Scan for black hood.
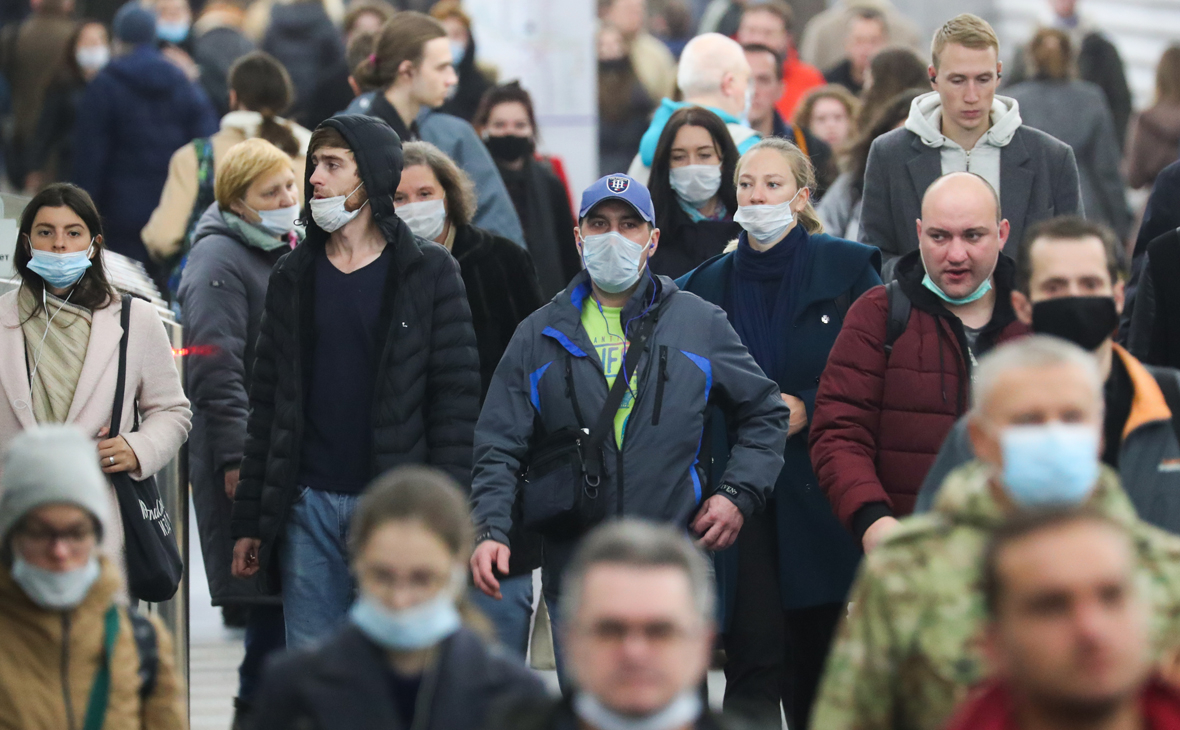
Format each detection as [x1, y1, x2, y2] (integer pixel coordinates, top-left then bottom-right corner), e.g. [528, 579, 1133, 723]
[303, 114, 405, 247]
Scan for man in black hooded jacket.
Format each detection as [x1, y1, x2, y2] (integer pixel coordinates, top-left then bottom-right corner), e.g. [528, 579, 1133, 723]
[230, 114, 481, 649]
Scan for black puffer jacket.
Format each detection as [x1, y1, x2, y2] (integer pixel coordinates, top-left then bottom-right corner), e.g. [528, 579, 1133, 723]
[231, 115, 481, 591]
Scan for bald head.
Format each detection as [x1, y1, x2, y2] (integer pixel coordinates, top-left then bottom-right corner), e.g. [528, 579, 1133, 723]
[917, 172, 1009, 301]
[922, 172, 1001, 224]
[678, 33, 751, 117]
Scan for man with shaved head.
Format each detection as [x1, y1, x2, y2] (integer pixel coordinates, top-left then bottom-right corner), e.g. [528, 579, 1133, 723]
[627, 32, 755, 183]
[811, 336, 1180, 730]
[811, 171, 1030, 555]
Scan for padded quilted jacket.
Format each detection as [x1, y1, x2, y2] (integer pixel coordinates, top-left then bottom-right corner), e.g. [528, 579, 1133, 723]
[809, 251, 1029, 532]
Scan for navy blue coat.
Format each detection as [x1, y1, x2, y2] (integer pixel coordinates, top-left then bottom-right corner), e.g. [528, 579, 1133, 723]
[72, 45, 218, 263]
[679, 231, 881, 619]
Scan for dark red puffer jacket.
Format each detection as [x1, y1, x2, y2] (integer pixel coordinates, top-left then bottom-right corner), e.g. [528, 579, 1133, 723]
[809, 252, 1031, 535]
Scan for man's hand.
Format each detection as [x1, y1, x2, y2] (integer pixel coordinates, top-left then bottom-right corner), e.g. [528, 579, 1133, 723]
[691, 495, 744, 551]
[782, 393, 808, 439]
[471, 540, 511, 599]
[862, 516, 901, 553]
[224, 469, 240, 501]
[232, 538, 262, 578]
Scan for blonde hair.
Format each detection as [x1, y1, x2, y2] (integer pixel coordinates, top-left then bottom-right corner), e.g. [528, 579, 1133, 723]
[735, 138, 825, 235]
[215, 138, 294, 210]
[931, 13, 1000, 71]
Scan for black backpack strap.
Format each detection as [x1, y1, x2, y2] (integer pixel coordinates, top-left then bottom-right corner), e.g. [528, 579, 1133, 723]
[125, 608, 159, 699]
[884, 280, 911, 355]
[108, 293, 133, 439]
[1145, 364, 1180, 446]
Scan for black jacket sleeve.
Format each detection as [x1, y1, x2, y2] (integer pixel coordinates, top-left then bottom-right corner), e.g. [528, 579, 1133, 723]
[1128, 252, 1160, 365]
[424, 252, 482, 489]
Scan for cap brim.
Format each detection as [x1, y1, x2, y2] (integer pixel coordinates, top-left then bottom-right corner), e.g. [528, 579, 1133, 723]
[580, 195, 653, 223]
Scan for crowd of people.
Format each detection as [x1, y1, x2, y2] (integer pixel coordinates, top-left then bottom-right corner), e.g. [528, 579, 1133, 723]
[2, 1, 1180, 730]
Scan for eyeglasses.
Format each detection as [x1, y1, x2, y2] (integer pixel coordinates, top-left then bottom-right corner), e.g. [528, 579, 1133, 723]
[17, 524, 97, 552]
[578, 619, 699, 648]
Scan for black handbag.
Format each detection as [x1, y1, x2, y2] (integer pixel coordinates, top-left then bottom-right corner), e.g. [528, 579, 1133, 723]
[108, 294, 184, 602]
[519, 310, 657, 539]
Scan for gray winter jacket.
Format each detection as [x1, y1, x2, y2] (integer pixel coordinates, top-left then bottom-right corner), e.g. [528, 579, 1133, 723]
[915, 347, 1180, 535]
[471, 271, 790, 550]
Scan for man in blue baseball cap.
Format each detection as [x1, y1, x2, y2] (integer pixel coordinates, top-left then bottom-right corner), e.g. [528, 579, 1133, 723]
[469, 172, 790, 686]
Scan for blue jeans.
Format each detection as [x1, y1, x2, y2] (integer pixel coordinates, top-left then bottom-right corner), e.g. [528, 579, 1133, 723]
[279, 487, 359, 649]
[468, 574, 534, 657]
[238, 605, 285, 703]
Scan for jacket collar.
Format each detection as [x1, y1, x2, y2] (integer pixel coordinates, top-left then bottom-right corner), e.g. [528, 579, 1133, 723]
[544, 270, 671, 361]
[1114, 344, 1174, 438]
[896, 250, 1020, 329]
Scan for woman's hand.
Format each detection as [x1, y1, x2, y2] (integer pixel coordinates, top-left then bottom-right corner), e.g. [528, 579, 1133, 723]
[782, 393, 809, 439]
[96, 427, 140, 474]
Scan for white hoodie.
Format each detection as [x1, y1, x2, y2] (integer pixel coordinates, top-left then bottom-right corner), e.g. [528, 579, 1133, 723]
[903, 91, 1023, 196]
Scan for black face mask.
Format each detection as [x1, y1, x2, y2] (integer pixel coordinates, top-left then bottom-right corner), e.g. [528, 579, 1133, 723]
[484, 134, 535, 163]
[1031, 296, 1119, 351]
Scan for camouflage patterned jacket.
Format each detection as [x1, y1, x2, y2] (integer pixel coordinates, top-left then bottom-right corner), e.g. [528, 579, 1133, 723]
[809, 460, 1180, 730]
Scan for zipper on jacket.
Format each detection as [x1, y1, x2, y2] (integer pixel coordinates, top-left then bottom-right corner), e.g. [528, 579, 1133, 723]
[61, 613, 75, 730]
[651, 346, 668, 426]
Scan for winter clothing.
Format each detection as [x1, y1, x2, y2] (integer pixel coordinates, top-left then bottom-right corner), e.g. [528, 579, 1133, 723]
[451, 223, 544, 397]
[629, 98, 759, 185]
[142, 110, 311, 262]
[112, 2, 155, 45]
[1126, 102, 1180, 190]
[261, 1, 345, 129]
[0, 11, 75, 182]
[816, 172, 862, 240]
[916, 345, 1180, 538]
[437, 33, 490, 123]
[495, 156, 581, 300]
[811, 461, 1180, 730]
[678, 231, 880, 729]
[1135, 160, 1180, 260]
[649, 205, 742, 280]
[0, 425, 113, 542]
[0, 558, 186, 730]
[808, 251, 1030, 537]
[71, 44, 219, 264]
[798, 0, 923, 72]
[774, 49, 827, 122]
[178, 203, 288, 606]
[253, 625, 547, 730]
[823, 59, 862, 95]
[597, 57, 656, 176]
[942, 678, 1180, 730]
[1130, 230, 1180, 372]
[470, 269, 789, 589]
[487, 696, 754, 730]
[343, 95, 527, 246]
[1007, 79, 1130, 238]
[230, 114, 481, 592]
[192, 23, 255, 117]
[25, 76, 85, 184]
[860, 92, 1081, 275]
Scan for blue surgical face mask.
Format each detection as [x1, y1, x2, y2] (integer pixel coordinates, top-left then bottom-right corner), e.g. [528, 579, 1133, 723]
[581, 229, 651, 294]
[1000, 423, 1101, 507]
[12, 555, 101, 610]
[922, 273, 993, 306]
[156, 19, 190, 44]
[248, 203, 300, 237]
[349, 573, 463, 651]
[27, 241, 95, 289]
[573, 690, 703, 730]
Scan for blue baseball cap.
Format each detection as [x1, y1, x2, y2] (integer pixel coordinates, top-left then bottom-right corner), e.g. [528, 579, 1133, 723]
[579, 174, 655, 223]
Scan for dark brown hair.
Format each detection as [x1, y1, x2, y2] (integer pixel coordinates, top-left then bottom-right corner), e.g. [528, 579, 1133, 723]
[15, 184, 115, 318]
[857, 46, 927, 130]
[228, 51, 299, 156]
[1156, 45, 1180, 105]
[741, 0, 793, 35]
[351, 11, 446, 92]
[649, 106, 739, 234]
[401, 141, 476, 228]
[56, 21, 108, 86]
[1016, 215, 1126, 295]
[793, 84, 860, 150]
[1027, 27, 1072, 81]
[472, 81, 538, 138]
[847, 88, 922, 196]
[343, 0, 394, 37]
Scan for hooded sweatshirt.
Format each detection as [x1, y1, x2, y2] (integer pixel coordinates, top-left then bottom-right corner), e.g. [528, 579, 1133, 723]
[629, 97, 760, 184]
[903, 91, 1023, 196]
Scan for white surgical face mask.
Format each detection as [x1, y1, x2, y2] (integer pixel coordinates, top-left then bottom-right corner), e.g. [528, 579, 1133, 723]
[397, 198, 447, 241]
[581, 230, 650, 294]
[733, 189, 803, 245]
[248, 203, 300, 237]
[309, 183, 365, 233]
[669, 164, 722, 208]
[12, 555, 101, 610]
[76, 45, 109, 72]
[573, 690, 703, 730]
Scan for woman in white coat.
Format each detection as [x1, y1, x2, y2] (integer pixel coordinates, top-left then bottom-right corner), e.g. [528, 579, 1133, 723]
[0, 183, 191, 578]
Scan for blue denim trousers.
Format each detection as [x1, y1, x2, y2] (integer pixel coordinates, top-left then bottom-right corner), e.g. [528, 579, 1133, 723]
[279, 487, 359, 649]
[468, 573, 535, 657]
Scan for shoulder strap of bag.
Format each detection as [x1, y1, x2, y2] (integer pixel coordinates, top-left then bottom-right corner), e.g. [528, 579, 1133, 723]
[582, 301, 663, 482]
[792, 124, 809, 157]
[884, 280, 911, 355]
[80, 605, 121, 730]
[108, 293, 133, 439]
[1146, 365, 1180, 446]
[834, 288, 852, 322]
[125, 608, 159, 699]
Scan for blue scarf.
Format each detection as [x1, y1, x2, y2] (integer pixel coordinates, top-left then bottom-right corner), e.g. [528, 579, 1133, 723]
[729, 225, 811, 383]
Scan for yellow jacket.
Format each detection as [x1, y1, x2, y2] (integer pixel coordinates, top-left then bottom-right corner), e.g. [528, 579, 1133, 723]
[0, 558, 186, 730]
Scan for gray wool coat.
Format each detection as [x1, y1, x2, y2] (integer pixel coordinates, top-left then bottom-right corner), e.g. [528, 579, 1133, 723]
[860, 123, 1082, 277]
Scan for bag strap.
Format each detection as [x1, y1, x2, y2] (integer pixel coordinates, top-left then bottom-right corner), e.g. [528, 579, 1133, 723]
[884, 280, 911, 355]
[1146, 365, 1180, 446]
[792, 124, 809, 157]
[582, 302, 662, 483]
[108, 293, 133, 439]
[81, 604, 121, 730]
[126, 608, 159, 699]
